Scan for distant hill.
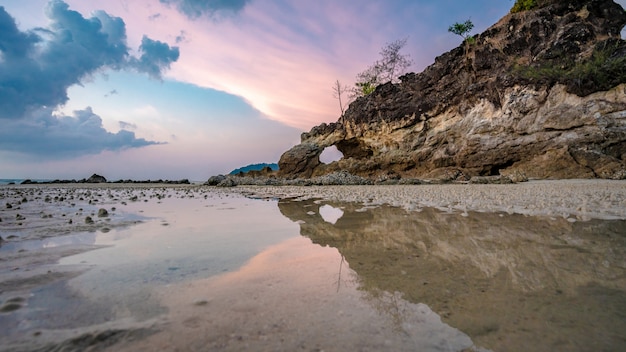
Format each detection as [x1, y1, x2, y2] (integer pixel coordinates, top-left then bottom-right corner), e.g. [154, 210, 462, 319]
[229, 163, 278, 175]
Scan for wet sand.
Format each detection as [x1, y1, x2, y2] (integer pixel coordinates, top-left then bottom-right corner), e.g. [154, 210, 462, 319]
[1, 180, 625, 351]
[233, 179, 626, 220]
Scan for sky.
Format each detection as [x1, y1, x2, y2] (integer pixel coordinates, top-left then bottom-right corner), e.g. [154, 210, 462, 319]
[1, 0, 625, 181]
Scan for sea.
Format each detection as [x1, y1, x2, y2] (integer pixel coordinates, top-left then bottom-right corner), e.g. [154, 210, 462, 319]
[0, 179, 51, 185]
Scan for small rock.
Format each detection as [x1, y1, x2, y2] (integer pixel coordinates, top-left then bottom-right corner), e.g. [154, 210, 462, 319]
[85, 216, 94, 224]
[6, 203, 12, 209]
[97, 208, 109, 217]
[216, 178, 237, 187]
[205, 175, 226, 186]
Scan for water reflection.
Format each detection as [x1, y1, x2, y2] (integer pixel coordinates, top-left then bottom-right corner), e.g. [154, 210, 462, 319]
[278, 198, 626, 352]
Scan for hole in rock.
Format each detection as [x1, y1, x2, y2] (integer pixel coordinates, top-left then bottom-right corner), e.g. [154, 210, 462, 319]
[319, 145, 344, 164]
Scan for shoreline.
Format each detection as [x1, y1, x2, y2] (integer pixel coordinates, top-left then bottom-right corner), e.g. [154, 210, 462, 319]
[231, 179, 626, 221]
[2, 179, 625, 221]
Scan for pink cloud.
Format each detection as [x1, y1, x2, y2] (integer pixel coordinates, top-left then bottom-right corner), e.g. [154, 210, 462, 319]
[63, 0, 504, 131]
[63, 0, 420, 130]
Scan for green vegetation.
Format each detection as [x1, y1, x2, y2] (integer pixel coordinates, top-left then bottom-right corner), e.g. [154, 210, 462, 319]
[448, 20, 474, 41]
[351, 38, 413, 98]
[511, 0, 538, 13]
[515, 43, 626, 95]
[356, 81, 377, 96]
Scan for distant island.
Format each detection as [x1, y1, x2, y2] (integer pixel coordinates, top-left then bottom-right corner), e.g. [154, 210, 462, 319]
[229, 163, 278, 175]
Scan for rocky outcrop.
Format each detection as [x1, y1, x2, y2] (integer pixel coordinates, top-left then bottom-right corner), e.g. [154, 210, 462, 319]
[279, 0, 626, 180]
[86, 174, 107, 183]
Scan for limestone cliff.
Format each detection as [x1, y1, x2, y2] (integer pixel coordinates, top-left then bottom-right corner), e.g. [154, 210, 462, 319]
[279, 0, 626, 180]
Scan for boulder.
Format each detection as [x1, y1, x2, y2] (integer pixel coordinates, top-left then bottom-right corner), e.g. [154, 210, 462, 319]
[205, 175, 226, 186]
[86, 174, 107, 183]
[278, 143, 323, 178]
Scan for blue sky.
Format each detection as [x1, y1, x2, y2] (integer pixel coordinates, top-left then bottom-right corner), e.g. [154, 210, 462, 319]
[1, 0, 625, 181]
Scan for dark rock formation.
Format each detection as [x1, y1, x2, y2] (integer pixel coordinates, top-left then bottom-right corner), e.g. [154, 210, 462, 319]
[205, 175, 227, 186]
[86, 174, 107, 183]
[279, 0, 626, 180]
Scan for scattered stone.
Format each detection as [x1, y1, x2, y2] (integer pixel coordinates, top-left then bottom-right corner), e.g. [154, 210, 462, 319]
[0, 302, 22, 313]
[85, 216, 94, 224]
[97, 208, 109, 218]
[216, 178, 237, 188]
[469, 176, 513, 184]
[6, 203, 12, 209]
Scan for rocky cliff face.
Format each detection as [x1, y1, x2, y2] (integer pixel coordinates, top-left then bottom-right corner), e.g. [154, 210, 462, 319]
[279, 0, 626, 180]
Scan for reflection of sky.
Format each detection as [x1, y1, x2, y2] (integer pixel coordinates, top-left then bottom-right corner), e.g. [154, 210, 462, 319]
[319, 204, 344, 224]
[127, 235, 477, 351]
[26, 192, 479, 350]
[61, 193, 300, 297]
[0, 232, 98, 252]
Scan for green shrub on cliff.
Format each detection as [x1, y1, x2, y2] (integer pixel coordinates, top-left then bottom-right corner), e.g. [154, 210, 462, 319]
[448, 20, 474, 41]
[515, 41, 626, 95]
[511, 0, 538, 13]
[351, 38, 413, 98]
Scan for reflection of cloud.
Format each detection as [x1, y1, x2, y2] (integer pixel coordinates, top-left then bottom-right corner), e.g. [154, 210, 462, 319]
[319, 204, 344, 225]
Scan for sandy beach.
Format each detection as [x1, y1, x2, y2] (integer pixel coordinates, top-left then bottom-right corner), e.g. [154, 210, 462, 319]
[1, 180, 625, 351]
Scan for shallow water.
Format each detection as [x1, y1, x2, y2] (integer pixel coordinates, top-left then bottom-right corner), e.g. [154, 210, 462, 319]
[1, 188, 625, 351]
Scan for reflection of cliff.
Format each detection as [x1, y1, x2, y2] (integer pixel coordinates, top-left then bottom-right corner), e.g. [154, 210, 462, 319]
[278, 199, 626, 352]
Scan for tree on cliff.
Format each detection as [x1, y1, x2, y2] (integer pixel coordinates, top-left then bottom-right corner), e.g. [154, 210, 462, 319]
[351, 38, 413, 99]
[449, 19, 475, 76]
[332, 79, 350, 116]
[448, 19, 474, 41]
